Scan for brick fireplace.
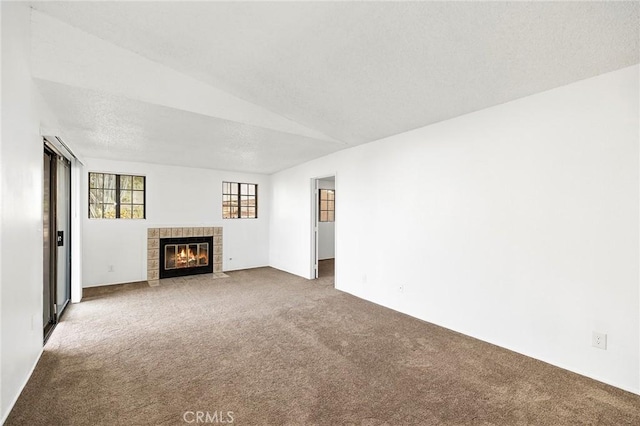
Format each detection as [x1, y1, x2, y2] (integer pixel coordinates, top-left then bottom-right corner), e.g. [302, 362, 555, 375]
[147, 227, 223, 284]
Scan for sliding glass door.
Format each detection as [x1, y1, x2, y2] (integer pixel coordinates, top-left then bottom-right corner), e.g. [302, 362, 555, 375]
[43, 145, 71, 342]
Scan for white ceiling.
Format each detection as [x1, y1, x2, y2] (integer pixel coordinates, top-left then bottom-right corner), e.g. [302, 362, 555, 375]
[35, 79, 344, 174]
[30, 1, 639, 174]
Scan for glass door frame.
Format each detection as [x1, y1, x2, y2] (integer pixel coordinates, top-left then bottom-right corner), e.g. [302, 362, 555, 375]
[43, 141, 72, 343]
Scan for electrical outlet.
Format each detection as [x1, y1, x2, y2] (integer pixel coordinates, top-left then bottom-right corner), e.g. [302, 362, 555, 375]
[398, 285, 404, 293]
[592, 331, 607, 350]
[108, 265, 114, 272]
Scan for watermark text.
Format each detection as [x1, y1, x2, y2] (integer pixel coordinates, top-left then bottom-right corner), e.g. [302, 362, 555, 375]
[183, 411, 234, 424]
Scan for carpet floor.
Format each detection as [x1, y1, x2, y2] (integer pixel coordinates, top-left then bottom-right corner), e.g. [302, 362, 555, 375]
[6, 266, 640, 425]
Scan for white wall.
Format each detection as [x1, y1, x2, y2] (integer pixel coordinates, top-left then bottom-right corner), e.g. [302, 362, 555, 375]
[82, 158, 270, 287]
[270, 65, 640, 394]
[318, 178, 335, 260]
[0, 3, 64, 421]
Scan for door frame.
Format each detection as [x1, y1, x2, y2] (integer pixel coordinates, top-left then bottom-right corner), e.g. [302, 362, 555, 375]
[310, 174, 336, 281]
[43, 146, 57, 340]
[55, 154, 71, 320]
[43, 139, 73, 342]
[44, 136, 83, 304]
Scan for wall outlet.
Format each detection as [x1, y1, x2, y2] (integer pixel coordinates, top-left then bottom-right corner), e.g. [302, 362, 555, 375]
[398, 285, 404, 293]
[592, 331, 607, 350]
[108, 265, 114, 272]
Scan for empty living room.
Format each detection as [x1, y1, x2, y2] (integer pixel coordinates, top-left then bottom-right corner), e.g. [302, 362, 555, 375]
[2, 1, 640, 425]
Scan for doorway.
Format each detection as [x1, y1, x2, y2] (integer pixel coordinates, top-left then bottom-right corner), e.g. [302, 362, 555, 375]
[43, 144, 71, 342]
[312, 176, 335, 280]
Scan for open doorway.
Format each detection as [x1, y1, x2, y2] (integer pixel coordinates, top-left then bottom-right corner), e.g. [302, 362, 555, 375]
[312, 176, 335, 280]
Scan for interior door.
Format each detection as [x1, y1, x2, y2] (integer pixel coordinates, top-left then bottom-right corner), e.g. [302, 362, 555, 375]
[56, 156, 71, 319]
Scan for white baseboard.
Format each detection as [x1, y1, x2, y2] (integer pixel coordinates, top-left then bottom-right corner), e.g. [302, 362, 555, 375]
[1, 348, 44, 425]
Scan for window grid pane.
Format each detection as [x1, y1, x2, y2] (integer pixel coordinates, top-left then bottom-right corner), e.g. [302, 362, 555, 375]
[132, 176, 144, 190]
[132, 190, 144, 204]
[89, 172, 145, 219]
[120, 175, 132, 190]
[104, 204, 116, 219]
[223, 181, 257, 219]
[319, 189, 335, 222]
[132, 205, 144, 219]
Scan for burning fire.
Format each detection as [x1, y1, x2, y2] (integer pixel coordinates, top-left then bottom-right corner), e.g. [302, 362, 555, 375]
[178, 248, 197, 264]
[166, 243, 209, 270]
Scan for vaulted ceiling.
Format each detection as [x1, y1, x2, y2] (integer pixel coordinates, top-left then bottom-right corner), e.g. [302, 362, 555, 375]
[30, 1, 639, 174]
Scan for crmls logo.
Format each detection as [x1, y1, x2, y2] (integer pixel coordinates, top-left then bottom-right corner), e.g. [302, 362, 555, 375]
[183, 411, 235, 424]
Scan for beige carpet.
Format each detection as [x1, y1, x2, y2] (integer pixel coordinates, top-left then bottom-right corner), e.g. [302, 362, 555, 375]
[318, 258, 334, 278]
[6, 266, 640, 425]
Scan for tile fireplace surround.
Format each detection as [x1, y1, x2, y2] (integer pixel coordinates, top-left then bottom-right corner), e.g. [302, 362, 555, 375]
[147, 227, 223, 283]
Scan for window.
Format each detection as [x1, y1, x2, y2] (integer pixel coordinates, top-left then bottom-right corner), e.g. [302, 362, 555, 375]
[319, 189, 335, 222]
[223, 182, 257, 219]
[89, 172, 145, 219]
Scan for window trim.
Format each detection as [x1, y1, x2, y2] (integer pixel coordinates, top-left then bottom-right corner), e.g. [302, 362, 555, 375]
[88, 172, 146, 219]
[222, 181, 258, 219]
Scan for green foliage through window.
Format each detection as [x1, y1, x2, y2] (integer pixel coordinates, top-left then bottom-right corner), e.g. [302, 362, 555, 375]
[89, 172, 145, 219]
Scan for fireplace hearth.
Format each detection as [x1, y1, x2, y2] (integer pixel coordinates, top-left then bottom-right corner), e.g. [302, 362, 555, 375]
[147, 227, 223, 283]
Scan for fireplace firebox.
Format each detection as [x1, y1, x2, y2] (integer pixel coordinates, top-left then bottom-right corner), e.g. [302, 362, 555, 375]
[159, 236, 213, 278]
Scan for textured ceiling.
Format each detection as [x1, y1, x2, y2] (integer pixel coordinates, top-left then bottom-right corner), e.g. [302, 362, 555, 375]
[30, 1, 639, 173]
[35, 79, 343, 174]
